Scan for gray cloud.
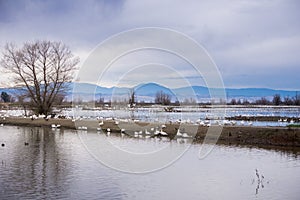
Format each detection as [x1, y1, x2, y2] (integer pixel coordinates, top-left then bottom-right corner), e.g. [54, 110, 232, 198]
[0, 0, 299, 89]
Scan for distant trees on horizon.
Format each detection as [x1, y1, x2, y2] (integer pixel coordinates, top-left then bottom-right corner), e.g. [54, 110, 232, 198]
[1, 90, 300, 107]
[155, 91, 171, 105]
[229, 93, 300, 106]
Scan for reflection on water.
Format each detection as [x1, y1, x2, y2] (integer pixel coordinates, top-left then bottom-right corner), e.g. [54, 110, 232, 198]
[0, 126, 300, 199]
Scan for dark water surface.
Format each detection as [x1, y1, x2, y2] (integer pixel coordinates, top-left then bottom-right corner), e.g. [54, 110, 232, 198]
[0, 126, 299, 200]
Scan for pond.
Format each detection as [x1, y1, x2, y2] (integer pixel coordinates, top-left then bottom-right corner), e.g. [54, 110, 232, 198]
[0, 126, 299, 199]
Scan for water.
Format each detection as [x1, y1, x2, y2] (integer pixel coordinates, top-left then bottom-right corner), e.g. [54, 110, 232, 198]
[0, 126, 300, 199]
[1, 106, 300, 127]
[67, 106, 300, 120]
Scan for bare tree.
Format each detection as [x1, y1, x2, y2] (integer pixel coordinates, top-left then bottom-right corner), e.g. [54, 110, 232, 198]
[155, 91, 171, 105]
[230, 98, 237, 105]
[255, 97, 270, 105]
[128, 88, 136, 107]
[294, 92, 300, 105]
[272, 94, 281, 105]
[284, 96, 293, 105]
[1, 40, 79, 115]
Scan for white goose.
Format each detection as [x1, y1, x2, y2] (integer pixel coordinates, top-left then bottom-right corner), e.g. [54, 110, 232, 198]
[176, 129, 183, 137]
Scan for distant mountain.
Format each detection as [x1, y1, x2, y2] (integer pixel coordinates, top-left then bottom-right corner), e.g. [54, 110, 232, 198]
[0, 88, 23, 96]
[225, 88, 297, 98]
[173, 86, 210, 98]
[135, 83, 174, 96]
[1, 82, 298, 102]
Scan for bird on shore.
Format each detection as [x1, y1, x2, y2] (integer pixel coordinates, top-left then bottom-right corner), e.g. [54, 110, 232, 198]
[182, 133, 191, 138]
[176, 129, 183, 137]
[154, 128, 160, 136]
[159, 129, 168, 136]
[145, 129, 151, 135]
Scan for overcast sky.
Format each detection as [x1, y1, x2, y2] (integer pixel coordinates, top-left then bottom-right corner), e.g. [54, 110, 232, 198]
[0, 0, 299, 90]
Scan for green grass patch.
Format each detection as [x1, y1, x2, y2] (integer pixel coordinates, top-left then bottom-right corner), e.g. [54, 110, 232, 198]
[287, 124, 300, 128]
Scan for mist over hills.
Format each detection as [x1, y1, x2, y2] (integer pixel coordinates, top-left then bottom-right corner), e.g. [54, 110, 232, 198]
[1, 82, 298, 103]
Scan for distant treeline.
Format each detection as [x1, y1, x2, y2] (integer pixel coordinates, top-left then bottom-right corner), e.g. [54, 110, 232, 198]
[229, 94, 300, 106]
[1, 91, 300, 107]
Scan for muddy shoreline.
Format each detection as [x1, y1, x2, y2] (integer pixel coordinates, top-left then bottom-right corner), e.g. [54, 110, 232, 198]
[1, 117, 299, 148]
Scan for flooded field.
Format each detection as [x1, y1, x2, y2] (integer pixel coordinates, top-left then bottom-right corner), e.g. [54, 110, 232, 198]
[1, 126, 299, 199]
[3, 106, 299, 127]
